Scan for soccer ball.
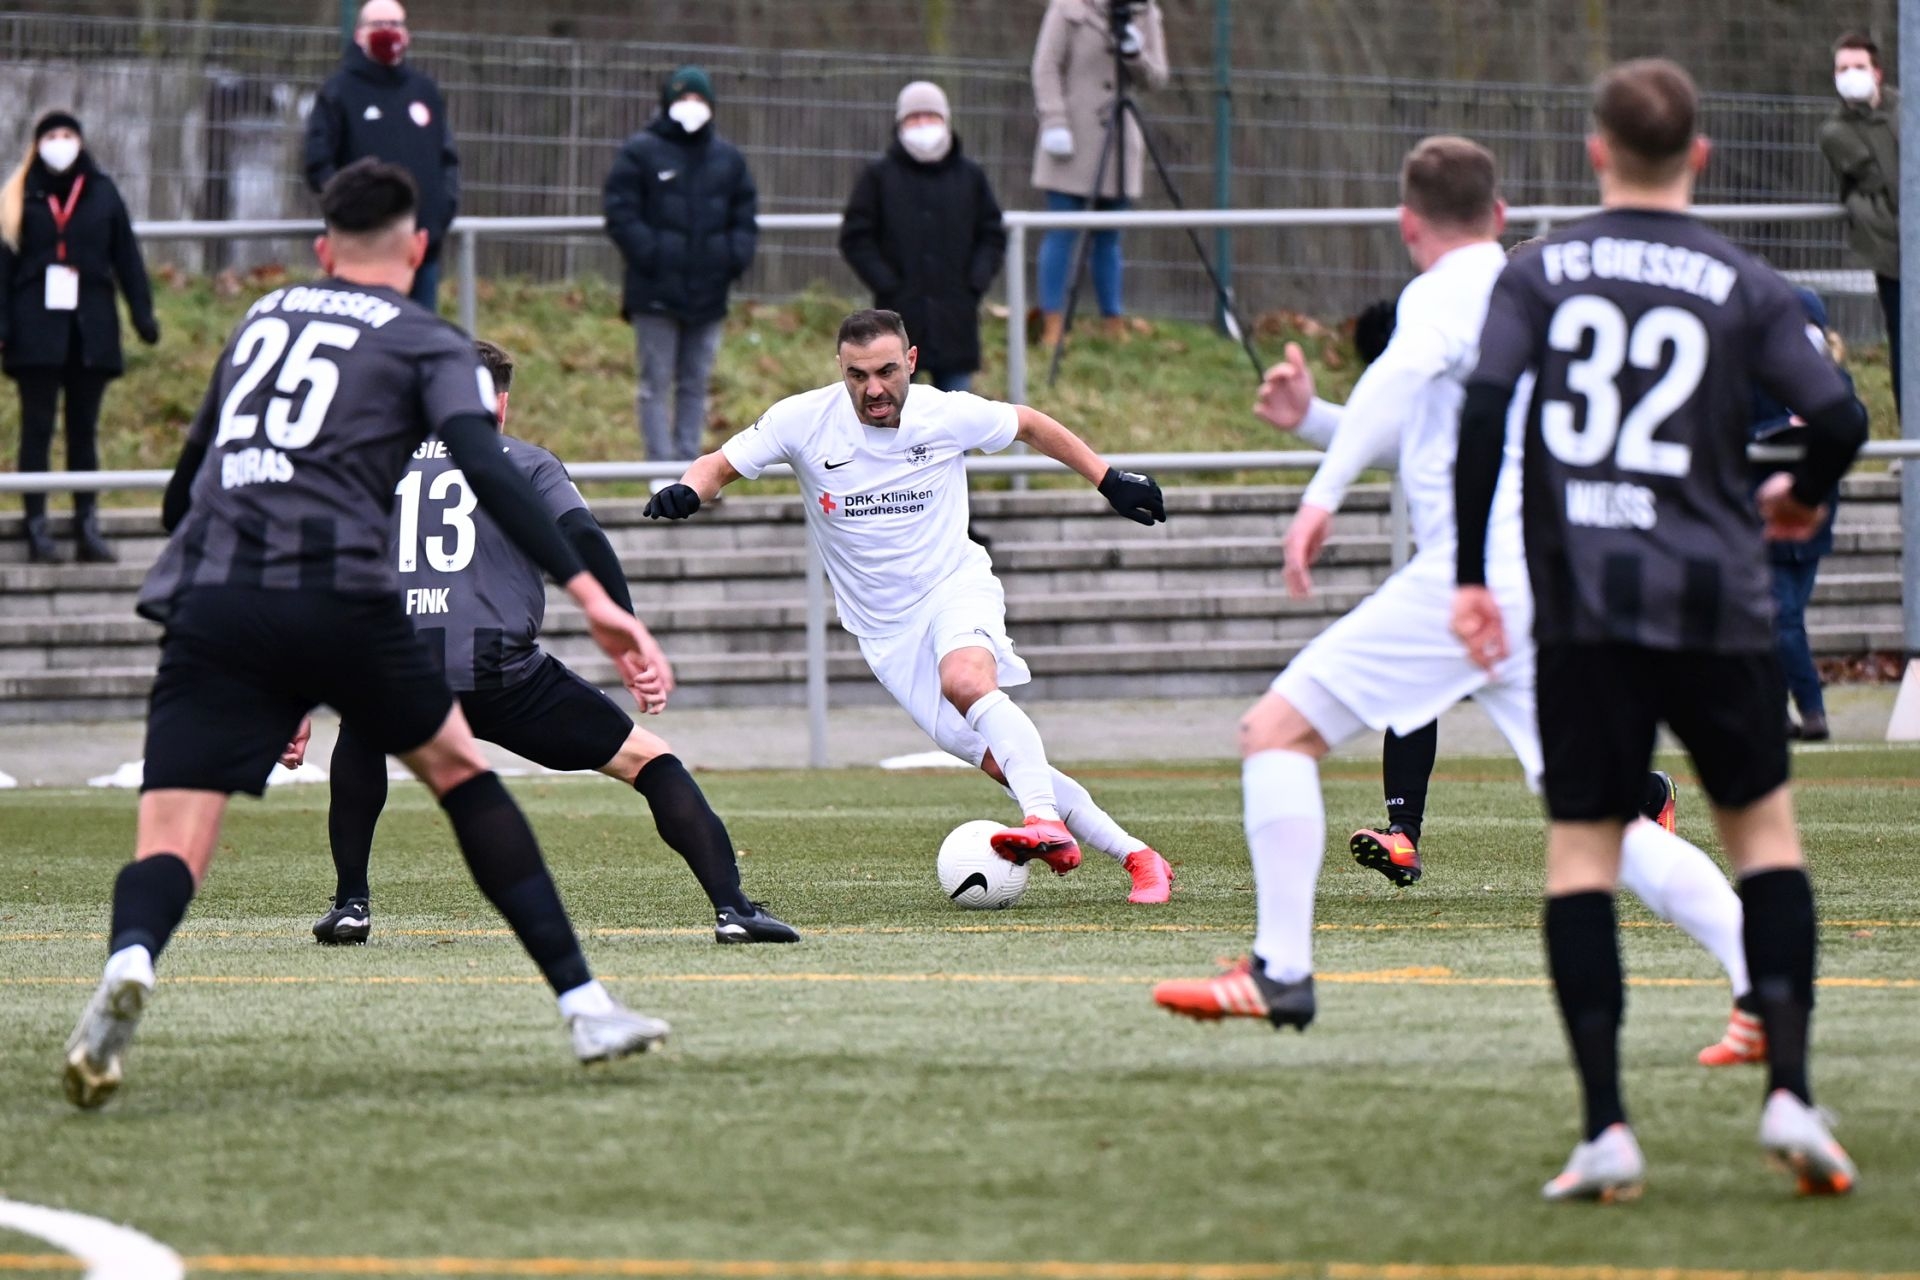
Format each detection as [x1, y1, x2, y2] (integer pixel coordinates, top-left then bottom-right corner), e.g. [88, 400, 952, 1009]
[937, 819, 1029, 910]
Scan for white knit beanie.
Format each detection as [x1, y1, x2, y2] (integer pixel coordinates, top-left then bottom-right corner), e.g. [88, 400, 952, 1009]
[895, 80, 951, 123]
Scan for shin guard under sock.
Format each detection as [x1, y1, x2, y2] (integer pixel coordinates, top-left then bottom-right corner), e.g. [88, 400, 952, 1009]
[440, 772, 591, 995]
[108, 854, 196, 960]
[1739, 868, 1817, 1105]
[1545, 891, 1627, 1141]
[634, 754, 750, 914]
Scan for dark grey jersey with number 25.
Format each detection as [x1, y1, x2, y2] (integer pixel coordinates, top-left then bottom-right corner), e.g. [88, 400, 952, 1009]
[139, 281, 496, 621]
[395, 433, 586, 691]
[1471, 209, 1855, 652]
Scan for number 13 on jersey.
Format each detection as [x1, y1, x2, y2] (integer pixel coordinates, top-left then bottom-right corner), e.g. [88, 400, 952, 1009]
[394, 469, 478, 573]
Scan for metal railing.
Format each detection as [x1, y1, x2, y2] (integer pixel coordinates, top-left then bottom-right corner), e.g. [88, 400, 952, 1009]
[129, 200, 1853, 416]
[4, 441, 1913, 768]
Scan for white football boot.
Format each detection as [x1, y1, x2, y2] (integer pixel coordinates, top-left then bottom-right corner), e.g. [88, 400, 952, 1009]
[569, 1001, 671, 1064]
[63, 946, 156, 1109]
[1541, 1123, 1646, 1203]
[1759, 1089, 1857, 1196]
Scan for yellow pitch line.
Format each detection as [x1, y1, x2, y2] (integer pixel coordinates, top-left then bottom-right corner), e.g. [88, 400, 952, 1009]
[6, 919, 1916, 944]
[3, 1257, 1920, 1280]
[0, 969, 1912, 991]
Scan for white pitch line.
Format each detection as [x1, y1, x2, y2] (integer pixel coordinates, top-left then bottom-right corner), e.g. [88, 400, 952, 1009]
[0, 1198, 183, 1280]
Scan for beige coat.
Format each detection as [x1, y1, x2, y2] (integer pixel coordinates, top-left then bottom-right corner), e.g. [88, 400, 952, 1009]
[1030, 0, 1169, 200]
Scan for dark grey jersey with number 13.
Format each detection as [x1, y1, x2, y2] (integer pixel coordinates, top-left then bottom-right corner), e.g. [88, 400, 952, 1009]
[1471, 209, 1855, 652]
[138, 281, 496, 621]
[396, 434, 586, 691]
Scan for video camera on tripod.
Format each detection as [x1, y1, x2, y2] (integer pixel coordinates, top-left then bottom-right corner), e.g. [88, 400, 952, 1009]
[1105, 0, 1146, 55]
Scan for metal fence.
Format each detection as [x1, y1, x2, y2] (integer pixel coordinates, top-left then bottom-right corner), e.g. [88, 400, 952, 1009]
[0, 13, 1885, 340]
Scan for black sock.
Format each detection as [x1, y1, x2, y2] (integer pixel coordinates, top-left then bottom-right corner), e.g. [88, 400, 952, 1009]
[1739, 868, 1817, 1105]
[440, 772, 591, 995]
[328, 721, 389, 905]
[108, 854, 196, 960]
[1639, 772, 1671, 823]
[1383, 721, 1437, 841]
[1545, 891, 1627, 1141]
[634, 754, 751, 914]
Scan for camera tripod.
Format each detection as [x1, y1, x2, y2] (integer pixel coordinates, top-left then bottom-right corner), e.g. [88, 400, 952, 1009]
[1045, 5, 1263, 387]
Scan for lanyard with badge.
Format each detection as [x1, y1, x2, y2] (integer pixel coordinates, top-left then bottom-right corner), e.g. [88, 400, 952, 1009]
[43, 176, 85, 312]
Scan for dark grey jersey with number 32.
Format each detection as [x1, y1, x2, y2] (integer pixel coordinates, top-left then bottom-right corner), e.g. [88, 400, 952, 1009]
[1471, 209, 1855, 652]
[139, 281, 496, 621]
[394, 434, 586, 691]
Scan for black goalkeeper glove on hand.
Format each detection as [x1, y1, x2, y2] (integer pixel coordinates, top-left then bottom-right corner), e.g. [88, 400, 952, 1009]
[643, 484, 702, 520]
[1098, 467, 1166, 526]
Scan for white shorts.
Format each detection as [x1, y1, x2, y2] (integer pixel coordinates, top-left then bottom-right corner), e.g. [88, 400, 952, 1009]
[1271, 556, 1543, 788]
[857, 569, 1032, 767]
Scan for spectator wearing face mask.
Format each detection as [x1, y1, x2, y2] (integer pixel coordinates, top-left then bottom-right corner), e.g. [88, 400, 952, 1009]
[303, 0, 459, 310]
[0, 111, 157, 563]
[604, 66, 759, 484]
[1030, 0, 1168, 348]
[839, 81, 1007, 393]
[1820, 29, 1900, 411]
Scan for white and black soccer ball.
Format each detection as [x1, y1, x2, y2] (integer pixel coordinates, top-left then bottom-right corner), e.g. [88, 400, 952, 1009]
[937, 819, 1030, 910]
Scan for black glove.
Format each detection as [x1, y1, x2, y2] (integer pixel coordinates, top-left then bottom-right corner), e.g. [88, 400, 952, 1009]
[643, 483, 702, 520]
[1098, 467, 1165, 526]
[135, 316, 160, 346]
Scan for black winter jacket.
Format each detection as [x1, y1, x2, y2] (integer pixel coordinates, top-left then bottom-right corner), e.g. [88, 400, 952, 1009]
[304, 46, 461, 254]
[839, 136, 1005, 375]
[0, 153, 156, 376]
[603, 117, 758, 326]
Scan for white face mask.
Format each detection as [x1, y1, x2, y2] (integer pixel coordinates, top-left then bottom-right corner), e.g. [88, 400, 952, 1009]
[1836, 67, 1878, 103]
[899, 122, 951, 163]
[667, 100, 712, 133]
[37, 137, 80, 174]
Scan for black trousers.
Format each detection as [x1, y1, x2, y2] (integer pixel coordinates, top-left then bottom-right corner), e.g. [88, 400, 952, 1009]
[12, 362, 112, 518]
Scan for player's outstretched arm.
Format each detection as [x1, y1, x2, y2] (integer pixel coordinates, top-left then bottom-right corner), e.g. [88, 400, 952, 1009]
[644, 450, 741, 521]
[1014, 405, 1165, 526]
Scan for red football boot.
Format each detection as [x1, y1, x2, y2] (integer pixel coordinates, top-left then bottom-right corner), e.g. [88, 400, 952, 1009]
[1123, 848, 1173, 904]
[1698, 1006, 1767, 1067]
[989, 816, 1081, 875]
[1350, 824, 1422, 887]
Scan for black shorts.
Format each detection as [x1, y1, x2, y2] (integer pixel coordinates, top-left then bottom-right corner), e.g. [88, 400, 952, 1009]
[1535, 641, 1790, 822]
[458, 654, 632, 773]
[144, 587, 455, 796]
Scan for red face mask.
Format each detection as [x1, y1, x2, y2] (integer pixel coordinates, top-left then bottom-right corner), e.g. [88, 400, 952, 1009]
[367, 28, 408, 66]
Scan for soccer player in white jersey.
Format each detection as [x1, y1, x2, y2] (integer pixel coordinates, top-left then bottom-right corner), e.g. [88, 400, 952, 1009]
[643, 309, 1176, 903]
[1150, 136, 1751, 1032]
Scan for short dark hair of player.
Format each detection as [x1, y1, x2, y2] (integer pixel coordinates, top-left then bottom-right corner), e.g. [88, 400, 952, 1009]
[1399, 135, 1499, 232]
[1591, 59, 1698, 185]
[473, 338, 515, 393]
[1506, 235, 1545, 259]
[1833, 30, 1881, 69]
[320, 158, 420, 236]
[837, 308, 910, 352]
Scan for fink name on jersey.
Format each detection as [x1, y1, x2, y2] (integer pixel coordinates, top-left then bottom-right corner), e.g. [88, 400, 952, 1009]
[405, 587, 452, 615]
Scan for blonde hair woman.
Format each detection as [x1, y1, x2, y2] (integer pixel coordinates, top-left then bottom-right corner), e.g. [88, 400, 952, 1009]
[0, 111, 157, 562]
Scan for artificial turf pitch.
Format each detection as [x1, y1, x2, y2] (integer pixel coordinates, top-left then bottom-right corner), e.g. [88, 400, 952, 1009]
[1, 751, 1916, 1278]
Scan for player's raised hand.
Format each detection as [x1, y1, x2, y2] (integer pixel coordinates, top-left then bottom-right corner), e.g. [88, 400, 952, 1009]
[1098, 468, 1165, 525]
[643, 483, 702, 520]
[1253, 342, 1315, 431]
[278, 716, 313, 769]
[1756, 471, 1828, 542]
[1280, 503, 1332, 599]
[1451, 585, 1508, 673]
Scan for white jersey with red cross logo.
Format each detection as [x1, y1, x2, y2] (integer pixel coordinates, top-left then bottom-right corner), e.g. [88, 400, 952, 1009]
[720, 382, 1019, 637]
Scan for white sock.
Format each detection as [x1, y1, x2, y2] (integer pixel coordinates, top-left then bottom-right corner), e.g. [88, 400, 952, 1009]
[1619, 819, 1751, 999]
[963, 690, 1059, 821]
[556, 978, 615, 1020]
[104, 944, 154, 990]
[1049, 768, 1140, 861]
[1244, 750, 1325, 984]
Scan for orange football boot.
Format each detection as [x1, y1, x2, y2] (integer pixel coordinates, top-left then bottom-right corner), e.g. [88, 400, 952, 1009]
[1123, 847, 1173, 904]
[1650, 770, 1678, 833]
[1152, 955, 1315, 1030]
[989, 816, 1081, 875]
[1698, 1006, 1767, 1067]
[1350, 824, 1421, 886]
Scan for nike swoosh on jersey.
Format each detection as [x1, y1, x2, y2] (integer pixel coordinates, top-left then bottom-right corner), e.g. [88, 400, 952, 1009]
[824, 458, 854, 470]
